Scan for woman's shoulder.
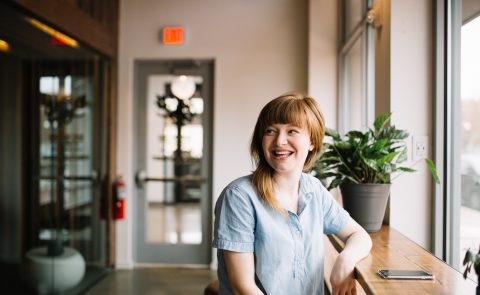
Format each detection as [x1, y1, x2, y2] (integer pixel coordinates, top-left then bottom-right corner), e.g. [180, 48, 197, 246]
[226, 174, 252, 187]
[301, 172, 324, 189]
[215, 175, 260, 211]
[221, 175, 256, 197]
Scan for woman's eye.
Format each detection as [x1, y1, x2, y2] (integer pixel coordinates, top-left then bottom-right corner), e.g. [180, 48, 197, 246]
[264, 129, 275, 135]
[288, 129, 300, 134]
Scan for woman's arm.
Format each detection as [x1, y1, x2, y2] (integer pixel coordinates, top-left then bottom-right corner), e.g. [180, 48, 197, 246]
[223, 250, 264, 295]
[330, 217, 372, 295]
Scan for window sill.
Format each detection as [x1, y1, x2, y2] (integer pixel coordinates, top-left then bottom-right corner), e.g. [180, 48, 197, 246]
[325, 225, 478, 294]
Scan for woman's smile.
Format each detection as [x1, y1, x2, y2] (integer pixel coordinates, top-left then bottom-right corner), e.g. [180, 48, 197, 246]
[271, 149, 294, 159]
[262, 123, 313, 174]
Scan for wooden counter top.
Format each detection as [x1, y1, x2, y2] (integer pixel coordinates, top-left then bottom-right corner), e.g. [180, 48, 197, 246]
[327, 225, 478, 294]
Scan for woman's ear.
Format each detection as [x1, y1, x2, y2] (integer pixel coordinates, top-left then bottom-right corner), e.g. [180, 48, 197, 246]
[309, 145, 314, 151]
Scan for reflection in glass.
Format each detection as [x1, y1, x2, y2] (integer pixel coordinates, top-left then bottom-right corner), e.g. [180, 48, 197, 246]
[145, 75, 204, 244]
[0, 2, 108, 293]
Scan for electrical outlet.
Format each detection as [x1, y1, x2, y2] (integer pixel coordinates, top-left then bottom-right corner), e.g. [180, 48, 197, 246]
[412, 136, 428, 161]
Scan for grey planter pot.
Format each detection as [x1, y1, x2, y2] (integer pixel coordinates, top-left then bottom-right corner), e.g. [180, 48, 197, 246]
[339, 183, 391, 233]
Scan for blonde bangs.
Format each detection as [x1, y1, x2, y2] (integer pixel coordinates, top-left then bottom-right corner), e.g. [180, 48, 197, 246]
[260, 97, 309, 130]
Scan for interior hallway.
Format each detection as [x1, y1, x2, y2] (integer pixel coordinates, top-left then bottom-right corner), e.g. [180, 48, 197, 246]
[85, 267, 217, 295]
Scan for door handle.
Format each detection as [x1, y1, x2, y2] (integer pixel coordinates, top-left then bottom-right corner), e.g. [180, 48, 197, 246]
[135, 169, 147, 188]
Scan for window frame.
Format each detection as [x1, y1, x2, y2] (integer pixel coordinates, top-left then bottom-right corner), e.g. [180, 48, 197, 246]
[338, 0, 375, 134]
[433, 0, 464, 268]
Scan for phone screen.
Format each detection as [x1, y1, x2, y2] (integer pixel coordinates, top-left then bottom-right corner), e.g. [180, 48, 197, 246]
[377, 269, 434, 280]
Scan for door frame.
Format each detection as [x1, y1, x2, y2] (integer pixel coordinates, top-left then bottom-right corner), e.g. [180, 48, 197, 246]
[132, 59, 214, 265]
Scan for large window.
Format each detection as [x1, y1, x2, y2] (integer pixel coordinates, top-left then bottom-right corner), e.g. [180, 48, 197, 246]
[436, 0, 480, 277]
[339, 0, 375, 133]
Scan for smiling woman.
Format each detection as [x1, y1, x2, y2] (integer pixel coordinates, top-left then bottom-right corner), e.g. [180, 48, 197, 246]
[212, 93, 372, 295]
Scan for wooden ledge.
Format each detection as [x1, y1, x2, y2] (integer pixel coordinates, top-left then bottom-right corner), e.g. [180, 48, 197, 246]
[327, 225, 478, 294]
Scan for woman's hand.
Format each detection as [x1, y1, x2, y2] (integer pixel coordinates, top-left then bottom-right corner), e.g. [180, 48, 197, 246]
[330, 217, 373, 295]
[330, 252, 357, 295]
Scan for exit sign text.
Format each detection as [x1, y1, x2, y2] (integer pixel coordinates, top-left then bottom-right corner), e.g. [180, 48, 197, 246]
[163, 27, 184, 45]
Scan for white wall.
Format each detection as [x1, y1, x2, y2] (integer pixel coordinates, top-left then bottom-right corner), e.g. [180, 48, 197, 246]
[117, 0, 435, 268]
[388, 0, 434, 249]
[117, 0, 309, 268]
[308, 0, 338, 129]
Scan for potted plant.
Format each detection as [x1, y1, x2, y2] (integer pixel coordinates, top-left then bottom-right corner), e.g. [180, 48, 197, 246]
[313, 112, 440, 232]
[463, 244, 480, 294]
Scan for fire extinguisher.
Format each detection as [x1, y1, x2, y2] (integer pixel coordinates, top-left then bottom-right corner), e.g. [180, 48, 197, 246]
[113, 175, 126, 220]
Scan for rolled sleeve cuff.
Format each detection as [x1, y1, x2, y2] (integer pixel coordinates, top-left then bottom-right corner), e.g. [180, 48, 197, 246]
[213, 238, 254, 252]
[324, 209, 350, 234]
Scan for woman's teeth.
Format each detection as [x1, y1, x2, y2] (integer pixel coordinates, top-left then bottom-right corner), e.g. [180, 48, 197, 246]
[274, 151, 292, 156]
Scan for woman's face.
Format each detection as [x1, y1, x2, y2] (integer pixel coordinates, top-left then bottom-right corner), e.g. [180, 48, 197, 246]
[262, 123, 313, 176]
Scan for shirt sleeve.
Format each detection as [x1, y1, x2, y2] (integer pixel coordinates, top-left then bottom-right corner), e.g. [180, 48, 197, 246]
[321, 185, 349, 235]
[213, 185, 256, 252]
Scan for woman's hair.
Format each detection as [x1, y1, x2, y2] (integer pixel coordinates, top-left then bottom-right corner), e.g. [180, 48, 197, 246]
[250, 92, 325, 213]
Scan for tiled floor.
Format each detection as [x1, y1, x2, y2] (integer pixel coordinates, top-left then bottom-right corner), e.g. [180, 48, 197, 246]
[85, 203, 214, 294]
[84, 267, 217, 295]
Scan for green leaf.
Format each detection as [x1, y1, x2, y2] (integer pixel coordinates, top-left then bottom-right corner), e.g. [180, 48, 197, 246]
[380, 163, 393, 174]
[425, 159, 441, 184]
[325, 128, 340, 140]
[342, 174, 361, 183]
[335, 141, 351, 151]
[397, 166, 416, 173]
[373, 112, 391, 134]
[370, 139, 388, 153]
[346, 130, 365, 140]
[396, 147, 408, 163]
[464, 249, 474, 265]
[328, 178, 344, 190]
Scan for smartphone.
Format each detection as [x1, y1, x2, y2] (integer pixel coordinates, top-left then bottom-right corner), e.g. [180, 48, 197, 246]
[377, 269, 434, 280]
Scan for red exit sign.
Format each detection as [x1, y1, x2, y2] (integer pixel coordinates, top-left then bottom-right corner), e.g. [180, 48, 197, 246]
[162, 26, 184, 45]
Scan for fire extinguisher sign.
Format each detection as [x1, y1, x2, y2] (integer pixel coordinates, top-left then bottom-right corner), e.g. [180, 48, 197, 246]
[113, 175, 126, 220]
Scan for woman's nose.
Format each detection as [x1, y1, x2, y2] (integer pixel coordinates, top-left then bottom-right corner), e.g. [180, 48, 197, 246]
[274, 131, 287, 145]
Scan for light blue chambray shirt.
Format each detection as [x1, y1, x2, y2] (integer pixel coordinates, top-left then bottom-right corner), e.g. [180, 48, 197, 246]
[213, 173, 349, 295]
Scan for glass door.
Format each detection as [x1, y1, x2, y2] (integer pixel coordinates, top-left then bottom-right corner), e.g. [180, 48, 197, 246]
[0, 3, 109, 293]
[134, 60, 213, 264]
